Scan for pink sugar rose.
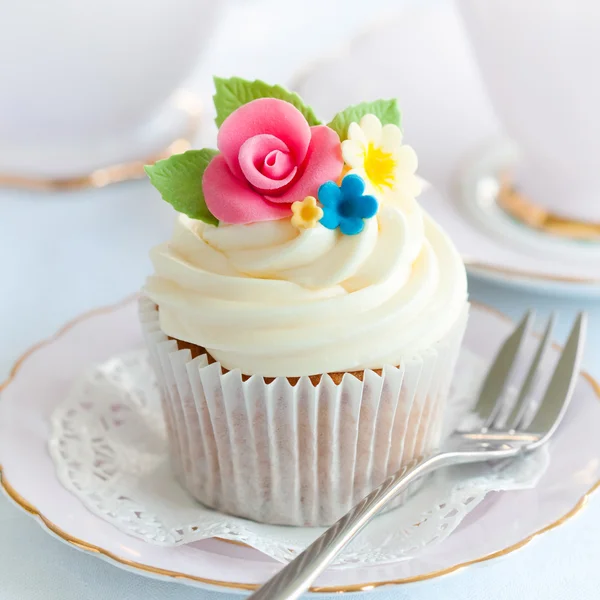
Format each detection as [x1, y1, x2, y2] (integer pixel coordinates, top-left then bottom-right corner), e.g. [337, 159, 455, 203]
[203, 98, 343, 224]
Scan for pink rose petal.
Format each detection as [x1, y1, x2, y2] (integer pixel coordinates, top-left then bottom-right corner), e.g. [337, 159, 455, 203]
[238, 134, 297, 191]
[217, 98, 311, 180]
[203, 155, 292, 224]
[266, 125, 343, 204]
[262, 149, 296, 180]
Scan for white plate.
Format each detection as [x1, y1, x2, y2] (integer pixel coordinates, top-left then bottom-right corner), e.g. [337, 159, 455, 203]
[0, 89, 201, 191]
[292, 1, 600, 296]
[0, 297, 599, 594]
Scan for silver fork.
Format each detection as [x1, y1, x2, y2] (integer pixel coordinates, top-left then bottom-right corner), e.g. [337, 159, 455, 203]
[250, 311, 587, 600]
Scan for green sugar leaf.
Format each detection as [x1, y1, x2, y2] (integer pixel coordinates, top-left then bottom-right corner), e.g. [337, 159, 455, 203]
[213, 76, 321, 127]
[145, 149, 219, 226]
[327, 99, 402, 140]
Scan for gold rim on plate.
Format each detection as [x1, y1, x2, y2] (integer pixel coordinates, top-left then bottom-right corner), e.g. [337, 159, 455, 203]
[0, 296, 598, 593]
[497, 178, 600, 242]
[0, 90, 201, 192]
[463, 173, 600, 286]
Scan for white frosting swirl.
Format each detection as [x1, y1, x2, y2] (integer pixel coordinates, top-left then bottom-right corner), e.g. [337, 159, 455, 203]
[145, 198, 467, 376]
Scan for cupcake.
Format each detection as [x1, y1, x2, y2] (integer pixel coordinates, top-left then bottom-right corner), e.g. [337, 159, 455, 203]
[140, 77, 469, 526]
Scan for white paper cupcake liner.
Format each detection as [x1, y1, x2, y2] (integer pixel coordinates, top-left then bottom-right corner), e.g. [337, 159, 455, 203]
[138, 297, 469, 527]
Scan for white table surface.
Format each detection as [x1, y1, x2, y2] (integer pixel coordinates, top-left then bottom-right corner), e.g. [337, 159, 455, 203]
[1, 0, 599, 597]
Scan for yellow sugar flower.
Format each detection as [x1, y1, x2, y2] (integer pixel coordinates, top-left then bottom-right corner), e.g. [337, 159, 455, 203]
[341, 114, 422, 208]
[291, 196, 324, 229]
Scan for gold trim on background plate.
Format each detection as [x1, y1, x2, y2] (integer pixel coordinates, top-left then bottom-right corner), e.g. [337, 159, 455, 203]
[463, 170, 600, 286]
[0, 297, 599, 593]
[0, 91, 201, 192]
[497, 178, 600, 242]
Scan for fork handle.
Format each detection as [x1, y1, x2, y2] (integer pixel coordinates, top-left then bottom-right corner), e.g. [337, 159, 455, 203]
[249, 453, 450, 600]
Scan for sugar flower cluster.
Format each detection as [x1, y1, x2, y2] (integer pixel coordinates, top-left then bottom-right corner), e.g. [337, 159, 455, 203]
[146, 77, 421, 236]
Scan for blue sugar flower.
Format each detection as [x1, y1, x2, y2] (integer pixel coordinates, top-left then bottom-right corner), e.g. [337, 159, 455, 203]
[318, 174, 378, 235]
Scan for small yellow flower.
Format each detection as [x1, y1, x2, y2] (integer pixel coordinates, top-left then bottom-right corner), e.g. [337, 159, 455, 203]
[291, 196, 324, 229]
[341, 114, 422, 209]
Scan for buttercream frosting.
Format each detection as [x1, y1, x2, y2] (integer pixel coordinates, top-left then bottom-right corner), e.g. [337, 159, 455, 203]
[145, 195, 468, 376]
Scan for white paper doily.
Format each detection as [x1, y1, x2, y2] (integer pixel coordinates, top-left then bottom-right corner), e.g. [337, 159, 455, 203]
[49, 349, 548, 566]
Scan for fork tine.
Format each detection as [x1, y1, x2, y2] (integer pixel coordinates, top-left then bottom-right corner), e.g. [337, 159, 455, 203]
[501, 312, 556, 431]
[525, 312, 587, 440]
[473, 310, 533, 428]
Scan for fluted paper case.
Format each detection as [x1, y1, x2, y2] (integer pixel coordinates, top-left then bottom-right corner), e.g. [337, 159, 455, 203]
[139, 297, 468, 526]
